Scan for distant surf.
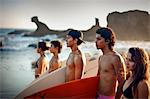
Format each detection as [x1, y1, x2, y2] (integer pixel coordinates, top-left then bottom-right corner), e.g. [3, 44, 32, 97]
[0, 28, 150, 99]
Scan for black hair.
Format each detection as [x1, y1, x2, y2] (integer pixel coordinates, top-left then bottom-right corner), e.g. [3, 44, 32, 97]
[38, 41, 48, 51]
[68, 29, 84, 45]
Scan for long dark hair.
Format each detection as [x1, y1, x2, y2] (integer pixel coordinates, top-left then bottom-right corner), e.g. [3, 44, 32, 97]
[128, 47, 149, 93]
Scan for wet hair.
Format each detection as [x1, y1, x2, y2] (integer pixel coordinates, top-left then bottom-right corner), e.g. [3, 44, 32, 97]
[38, 41, 48, 51]
[68, 29, 84, 45]
[51, 40, 62, 53]
[128, 47, 150, 93]
[96, 27, 116, 50]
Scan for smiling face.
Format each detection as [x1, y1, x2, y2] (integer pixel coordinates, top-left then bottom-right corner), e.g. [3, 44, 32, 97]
[126, 52, 135, 72]
[95, 34, 106, 49]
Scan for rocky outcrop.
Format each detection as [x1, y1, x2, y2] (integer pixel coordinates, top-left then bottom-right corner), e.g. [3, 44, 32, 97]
[25, 16, 68, 37]
[0, 41, 2, 47]
[25, 17, 100, 41]
[8, 29, 31, 35]
[107, 10, 150, 41]
[82, 18, 100, 41]
[25, 11, 150, 41]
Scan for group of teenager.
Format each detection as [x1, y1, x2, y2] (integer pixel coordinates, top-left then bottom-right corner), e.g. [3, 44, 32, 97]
[34, 27, 150, 99]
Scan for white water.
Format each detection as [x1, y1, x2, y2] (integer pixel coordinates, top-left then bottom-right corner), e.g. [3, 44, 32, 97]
[0, 29, 150, 99]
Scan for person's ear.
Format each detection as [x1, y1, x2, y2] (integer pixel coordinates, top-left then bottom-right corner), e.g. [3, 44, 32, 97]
[106, 39, 110, 44]
[74, 38, 78, 44]
[56, 47, 59, 51]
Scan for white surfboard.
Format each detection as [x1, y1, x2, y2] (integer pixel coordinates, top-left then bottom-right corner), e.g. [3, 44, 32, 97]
[15, 56, 99, 99]
[15, 66, 66, 99]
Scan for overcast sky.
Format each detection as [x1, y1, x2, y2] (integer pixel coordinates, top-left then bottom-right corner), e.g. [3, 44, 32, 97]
[1, 0, 150, 30]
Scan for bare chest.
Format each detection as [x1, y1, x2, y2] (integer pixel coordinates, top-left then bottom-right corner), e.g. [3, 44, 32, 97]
[99, 56, 114, 73]
[66, 54, 75, 68]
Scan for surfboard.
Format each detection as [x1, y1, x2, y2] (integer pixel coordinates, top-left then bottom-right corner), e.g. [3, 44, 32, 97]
[15, 56, 99, 99]
[25, 76, 99, 98]
[15, 66, 66, 99]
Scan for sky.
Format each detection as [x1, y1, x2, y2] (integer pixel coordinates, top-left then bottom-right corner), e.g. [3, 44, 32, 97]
[1, 0, 150, 30]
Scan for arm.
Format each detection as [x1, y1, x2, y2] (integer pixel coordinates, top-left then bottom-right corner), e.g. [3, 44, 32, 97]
[74, 55, 84, 80]
[97, 56, 101, 76]
[37, 57, 47, 76]
[113, 56, 126, 99]
[135, 81, 149, 99]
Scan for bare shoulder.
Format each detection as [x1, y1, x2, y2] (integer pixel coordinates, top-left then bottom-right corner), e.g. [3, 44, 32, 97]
[41, 56, 48, 63]
[111, 53, 122, 62]
[136, 80, 149, 98]
[137, 80, 149, 90]
[73, 51, 84, 65]
[111, 52, 125, 73]
[74, 50, 82, 58]
[74, 53, 82, 61]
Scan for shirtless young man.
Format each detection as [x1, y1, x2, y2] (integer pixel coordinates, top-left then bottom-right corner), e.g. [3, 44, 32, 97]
[48, 40, 62, 73]
[95, 27, 126, 99]
[65, 30, 86, 82]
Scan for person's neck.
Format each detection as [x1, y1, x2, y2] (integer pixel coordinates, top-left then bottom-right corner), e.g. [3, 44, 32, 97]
[71, 45, 79, 53]
[102, 47, 114, 55]
[53, 52, 58, 57]
[40, 52, 45, 56]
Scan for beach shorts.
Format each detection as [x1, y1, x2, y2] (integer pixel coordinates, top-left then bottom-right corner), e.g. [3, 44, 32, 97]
[97, 94, 115, 99]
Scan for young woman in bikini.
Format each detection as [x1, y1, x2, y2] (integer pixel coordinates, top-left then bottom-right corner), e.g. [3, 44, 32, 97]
[35, 41, 49, 78]
[122, 47, 150, 99]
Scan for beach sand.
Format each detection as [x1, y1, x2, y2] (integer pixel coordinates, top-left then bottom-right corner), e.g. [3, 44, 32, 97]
[82, 55, 99, 78]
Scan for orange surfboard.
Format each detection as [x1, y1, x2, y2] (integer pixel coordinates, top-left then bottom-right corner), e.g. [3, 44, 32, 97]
[25, 76, 99, 98]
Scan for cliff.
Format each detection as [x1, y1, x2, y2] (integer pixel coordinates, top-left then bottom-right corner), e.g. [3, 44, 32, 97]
[24, 10, 150, 41]
[24, 17, 100, 41]
[107, 10, 150, 41]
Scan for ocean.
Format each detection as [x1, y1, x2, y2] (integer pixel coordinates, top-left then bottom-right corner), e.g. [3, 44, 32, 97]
[0, 29, 150, 99]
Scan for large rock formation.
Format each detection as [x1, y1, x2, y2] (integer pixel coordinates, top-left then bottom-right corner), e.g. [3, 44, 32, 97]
[82, 18, 100, 41]
[25, 16, 67, 36]
[25, 10, 150, 41]
[107, 10, 150, 41]
[24, 17, 100, 41]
